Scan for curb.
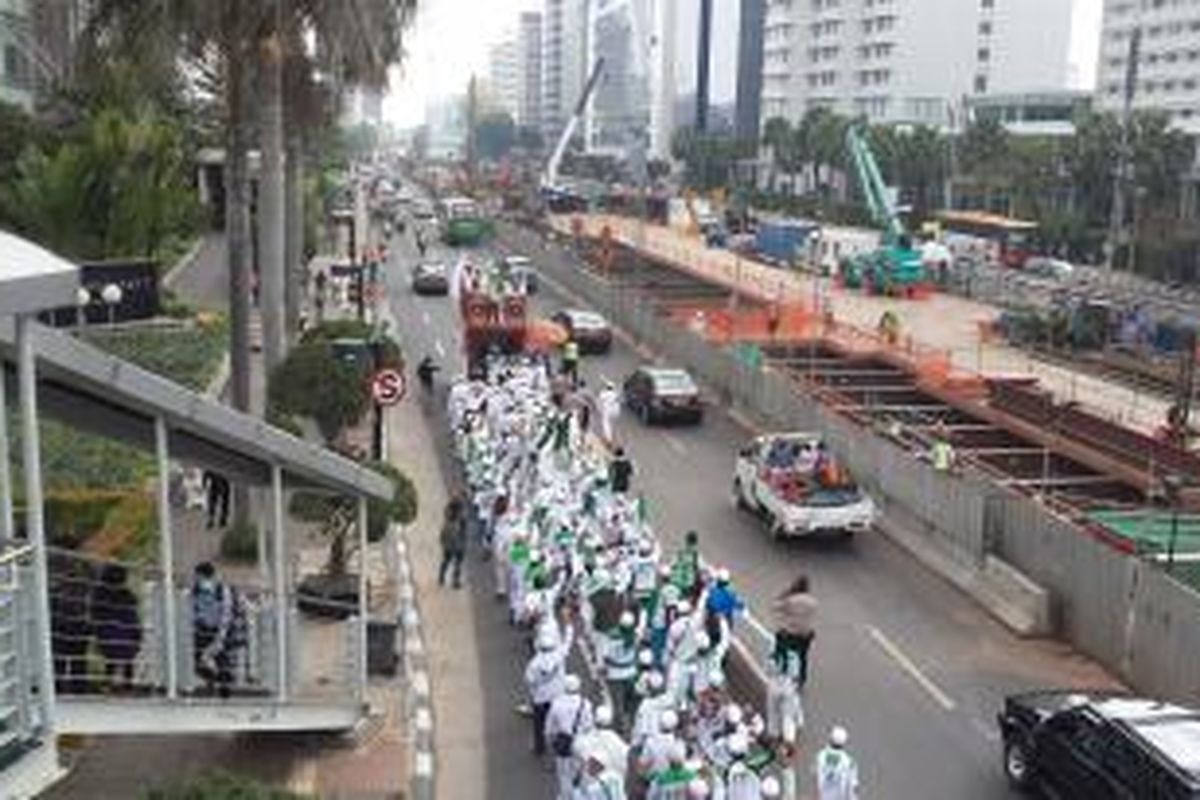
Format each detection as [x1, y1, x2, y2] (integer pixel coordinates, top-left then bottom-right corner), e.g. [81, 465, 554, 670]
[161, 237, 205, 290]
[395, 533, 435, 800]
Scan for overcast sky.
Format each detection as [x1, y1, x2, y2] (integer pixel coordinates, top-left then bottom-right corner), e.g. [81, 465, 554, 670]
[384, 0, 1105, 128]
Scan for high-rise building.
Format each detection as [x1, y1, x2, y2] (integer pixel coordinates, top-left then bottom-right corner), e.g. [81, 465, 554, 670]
[735, 0, 766, 142]
[1096, 1, 1200, 135]
[649, 0, 678, 159]
[1, 0, 35, 110]
[761, 0, 1080, 128]
[541, 0, 589, 147]
[488, 37, 521, 119]
[518, 11, 544, 131]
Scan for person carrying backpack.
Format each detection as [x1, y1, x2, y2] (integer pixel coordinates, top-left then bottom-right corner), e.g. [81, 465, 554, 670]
[192, 562, 241, 698]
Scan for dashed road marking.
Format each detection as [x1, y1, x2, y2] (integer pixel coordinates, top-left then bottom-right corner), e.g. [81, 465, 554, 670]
[866, 625, 957, 712]
[415, 751, 434, 777]
[435, 339, 446, 358]
[663, 434, 689, 456]
[422, 310, 431, 325]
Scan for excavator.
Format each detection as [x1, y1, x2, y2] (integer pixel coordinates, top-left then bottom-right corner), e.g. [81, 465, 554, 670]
[840, 125, 926, 295]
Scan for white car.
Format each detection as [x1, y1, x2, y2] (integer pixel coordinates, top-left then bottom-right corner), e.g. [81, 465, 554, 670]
[733, 432, 876, 539]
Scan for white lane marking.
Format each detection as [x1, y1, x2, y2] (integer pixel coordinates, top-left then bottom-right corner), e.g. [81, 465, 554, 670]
[422, 310, 431, 325]
[435, 339, 446, 358]
[663, 434, 689, 456]
[866, 625, 957, 712]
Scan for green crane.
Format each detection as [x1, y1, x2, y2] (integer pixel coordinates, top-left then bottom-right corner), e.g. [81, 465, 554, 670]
[841, 125, 925, 295]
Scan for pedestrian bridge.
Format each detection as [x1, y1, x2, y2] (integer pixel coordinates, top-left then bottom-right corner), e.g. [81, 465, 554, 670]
[0, 232, 393, 795]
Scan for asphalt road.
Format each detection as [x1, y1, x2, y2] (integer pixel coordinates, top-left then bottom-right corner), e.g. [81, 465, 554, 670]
[382, 196, 1115, 800]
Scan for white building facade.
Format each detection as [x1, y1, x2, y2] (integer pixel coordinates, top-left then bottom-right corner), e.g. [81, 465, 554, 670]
[761, 0, 1079, 129]
[586, 0, 677, 159]
[541, 0, 590, 146]
[488, 37, 521, 120]
[518, 11, 544, 130]
[1, 0, 35, 110]
[1096, 0, 1200, 135]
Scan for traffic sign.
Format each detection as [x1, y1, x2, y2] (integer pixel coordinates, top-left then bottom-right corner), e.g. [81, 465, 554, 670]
[371, 368, 406, 406]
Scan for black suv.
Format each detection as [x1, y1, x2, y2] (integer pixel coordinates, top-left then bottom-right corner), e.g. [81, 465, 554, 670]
[999, 690, 1200, 798]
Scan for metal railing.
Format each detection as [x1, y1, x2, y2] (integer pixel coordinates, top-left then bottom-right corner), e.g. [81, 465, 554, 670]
[0, 541, 38, 764]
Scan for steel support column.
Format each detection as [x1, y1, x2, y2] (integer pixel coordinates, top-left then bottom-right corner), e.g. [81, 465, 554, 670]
[16, 315, 55, 731]
[271, 464, 288, 701]
[357, 495, 369, 698]
[0, 357, 11, 541]
[155, 417, 179, 699]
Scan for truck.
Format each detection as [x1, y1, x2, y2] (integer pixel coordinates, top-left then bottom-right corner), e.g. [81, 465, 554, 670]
[458, 258, 528, 375]
[441, 196, 492, 247]
[732, 432, 876, 539]
[755, 219, 818, 267]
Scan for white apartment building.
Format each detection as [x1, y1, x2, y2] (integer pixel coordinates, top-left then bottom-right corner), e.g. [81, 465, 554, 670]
[761, 0, 1079, 129]
[1096, 0, 1200, 135]
[488, 37, 521, 120]
[586, 0, 677, 159]
[518, 11, 544, 130]
[541, 0, 590, 146]
[1, 0, 34, 110]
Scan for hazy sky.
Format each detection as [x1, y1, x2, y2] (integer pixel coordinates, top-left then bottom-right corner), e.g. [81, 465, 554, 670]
[384, 0, 1105, 128]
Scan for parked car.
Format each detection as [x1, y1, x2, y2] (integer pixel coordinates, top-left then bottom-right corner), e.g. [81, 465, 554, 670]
[623, 366, 703, 425]
[411, 200, 436, 221]
[1024, 256, 1075, 281]
[411, 262, 449, 295]
[552, 309, 612, 354]
[999, 690, 1200, 797]
[504, 255, 539, 293]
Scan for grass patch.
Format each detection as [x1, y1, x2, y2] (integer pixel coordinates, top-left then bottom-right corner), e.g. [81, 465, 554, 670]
[81, 316, 227, 392]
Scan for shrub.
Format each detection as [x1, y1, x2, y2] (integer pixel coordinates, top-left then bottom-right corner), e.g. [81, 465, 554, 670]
[43, 490, 128, 549]
[83, 492, 156, 562]
[143, 772, 309, 800]
[220, 520, 259, 564]
[82, 317, 228, 392]
[267, 341, 369, 444]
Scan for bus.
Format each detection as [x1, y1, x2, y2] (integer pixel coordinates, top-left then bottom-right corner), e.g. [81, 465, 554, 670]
[933, 210, 1037, 269]
[440, 196, 492, 247]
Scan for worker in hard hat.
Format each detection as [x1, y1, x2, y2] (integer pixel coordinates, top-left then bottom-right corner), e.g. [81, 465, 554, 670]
[814, 726, 860, 800]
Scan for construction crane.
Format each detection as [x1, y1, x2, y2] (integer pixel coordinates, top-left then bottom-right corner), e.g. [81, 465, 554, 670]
[841, 125, 926, 295]
[541, 58, 605, 194]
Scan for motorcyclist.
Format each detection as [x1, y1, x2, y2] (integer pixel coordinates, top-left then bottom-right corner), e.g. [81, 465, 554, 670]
[417, 355, 440, 391]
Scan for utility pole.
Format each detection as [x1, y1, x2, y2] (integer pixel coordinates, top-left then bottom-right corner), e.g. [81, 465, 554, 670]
[466, 74, 478, 188]
[1106, 25, 1141, 273]
[695, 0, 713, 133]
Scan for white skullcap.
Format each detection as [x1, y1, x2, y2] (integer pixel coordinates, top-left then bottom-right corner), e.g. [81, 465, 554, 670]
[660, 709, 679, 731]
[716, 568, 731, 582]
[595, 705, 614, 727]
[761, 776, 782, 797]
[830, 725, 849, 747]
[725, 704, 744, 726]
[638, 649, 655, 667]
[536, 631, 557, 650]
[564, 674, 582, 693]
[687, 778, 710, 798]
[694, 631, 711, 651]
[647, 671, 665, 691]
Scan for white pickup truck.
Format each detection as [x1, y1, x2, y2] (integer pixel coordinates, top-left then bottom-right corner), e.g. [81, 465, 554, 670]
[733, 432, 876, 539]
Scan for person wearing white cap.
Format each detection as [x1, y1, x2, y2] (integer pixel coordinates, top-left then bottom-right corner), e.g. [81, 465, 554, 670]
[814, 725, 860, 800]
[638, 709, 683, 786]
[524, 626, 574, 756]
[574, 704, 630, 783]
[546, 674, 596, 799]
[597, 379, 621, 445]
[571, 748, 627, 800]
[687, 776, 711, 798]
[724, 757, 763, 800]
[759, 776, 781, 798]
[632, 672, 674, 748]
[646, 740, 695, 800]
[605, 611, 640, 730]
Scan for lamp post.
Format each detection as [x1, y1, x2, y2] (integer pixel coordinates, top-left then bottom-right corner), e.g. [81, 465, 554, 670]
[100, 283, 123, 329]
[75, 287, 91, 327]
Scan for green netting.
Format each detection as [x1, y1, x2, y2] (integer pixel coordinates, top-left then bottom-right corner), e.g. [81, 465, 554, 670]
[1088, 510, 1200, 556]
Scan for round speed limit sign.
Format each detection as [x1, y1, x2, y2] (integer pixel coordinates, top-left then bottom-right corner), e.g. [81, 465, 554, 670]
[371, 368, 406, 406]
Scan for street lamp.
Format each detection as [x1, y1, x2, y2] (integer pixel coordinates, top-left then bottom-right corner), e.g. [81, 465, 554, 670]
[1162, 473, 1185, 572]
[75, 287, 91, 327]
[101, 282, 123, 328]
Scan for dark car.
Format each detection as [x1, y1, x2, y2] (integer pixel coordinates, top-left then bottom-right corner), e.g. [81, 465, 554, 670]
[999, 690, 1200, 798]
[504, 255, 539, 294]
[623, 366, 703, 425]
[411, 262, 449, 295]
[552, 309, 612, 354]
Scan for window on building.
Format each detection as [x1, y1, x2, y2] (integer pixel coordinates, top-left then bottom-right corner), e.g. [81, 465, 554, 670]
[981, 0, 994, 8]
[3, 45, 30, 90]
[974, 74, 988, 93]
[978, 48, 990, 62]
[979, 21, 992, 35]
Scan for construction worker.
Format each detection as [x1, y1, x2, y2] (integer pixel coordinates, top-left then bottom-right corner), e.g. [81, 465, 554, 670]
[814, 726, 860, 800]
[562, 337, 581, 388]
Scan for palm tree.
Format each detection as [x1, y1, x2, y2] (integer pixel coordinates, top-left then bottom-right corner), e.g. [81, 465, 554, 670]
[761, 116, 791, 194]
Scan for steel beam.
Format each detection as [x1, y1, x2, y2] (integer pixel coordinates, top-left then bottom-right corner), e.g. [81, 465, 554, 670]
[0, 360, 10, 541]
[155, 417, 179, 699]
[271, 464, 288, 701]
[16, 315, 55, 732]
[1000, 475, 1124, 488]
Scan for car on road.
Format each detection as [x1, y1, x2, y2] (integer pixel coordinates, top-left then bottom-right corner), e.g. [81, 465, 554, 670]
[552, 309, 612, 354]
[623, 366, 703, 425]
[503, 254, 539, 293]
[999, 690, 1200, 797]
[411, 262, 449, 295]
[411, 200, 436, 221]
[733, 432, 876, 539]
